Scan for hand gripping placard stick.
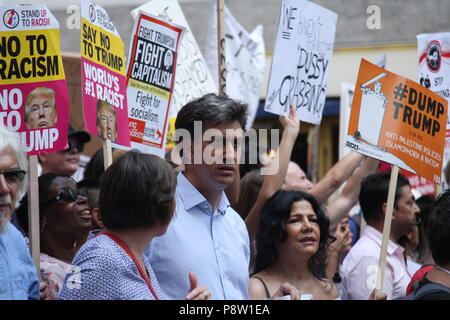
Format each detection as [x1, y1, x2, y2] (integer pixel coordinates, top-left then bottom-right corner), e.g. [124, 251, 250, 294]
[216, 0, 226, 95]
[375, 165, 399, 292]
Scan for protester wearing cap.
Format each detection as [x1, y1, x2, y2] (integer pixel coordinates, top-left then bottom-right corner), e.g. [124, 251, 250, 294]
[342, 171, 420, 300]
[0, 125, 41, 299]
[38, 125, 91, 180]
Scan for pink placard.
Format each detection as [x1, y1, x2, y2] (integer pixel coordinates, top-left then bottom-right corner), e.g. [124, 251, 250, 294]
[81, 58, 130, 147]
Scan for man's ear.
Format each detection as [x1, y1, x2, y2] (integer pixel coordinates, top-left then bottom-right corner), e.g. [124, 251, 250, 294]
[382, 202, 396, 221]
[37, 153, 47, 164]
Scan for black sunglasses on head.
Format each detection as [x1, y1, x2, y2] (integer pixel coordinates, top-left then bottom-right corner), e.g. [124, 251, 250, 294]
[42, 188, 87, 207]
[0, 169, 26, 184]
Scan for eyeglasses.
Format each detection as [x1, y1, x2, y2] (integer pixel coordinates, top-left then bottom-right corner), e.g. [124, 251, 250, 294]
[0, 169, 26, 184]
[42, 188, 87, 207]
[62, 140, 84, 153]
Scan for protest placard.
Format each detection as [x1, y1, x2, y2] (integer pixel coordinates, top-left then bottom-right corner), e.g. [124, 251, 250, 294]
[0, 4, 70, 274]
[264, 0, 337, 125]
[0, 5, 70, 155]
[418, 32, 450, 190]
[126, 11, 184, 157]
[132, 0, 217, 119]
[205, 3, 266, 129]
[346, 59, 447, 184]
[80, 0, 130, 149]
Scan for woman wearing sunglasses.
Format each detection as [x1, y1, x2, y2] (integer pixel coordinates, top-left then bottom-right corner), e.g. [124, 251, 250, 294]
[16, 173, 92, 299]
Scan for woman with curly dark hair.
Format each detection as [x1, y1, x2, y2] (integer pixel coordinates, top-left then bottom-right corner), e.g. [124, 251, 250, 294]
[249, 190, 339, 300]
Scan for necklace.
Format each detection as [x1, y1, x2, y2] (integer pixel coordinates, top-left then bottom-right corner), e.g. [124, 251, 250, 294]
[436, 265, 450, 275]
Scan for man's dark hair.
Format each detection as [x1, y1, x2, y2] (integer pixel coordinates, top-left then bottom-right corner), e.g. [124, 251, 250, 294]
[359, 171, 410, 223]
[175, 93, 248, 138]
[253, 190, 335, 280]
[99, 151, 177, 230]
[428, 190, 450, 265]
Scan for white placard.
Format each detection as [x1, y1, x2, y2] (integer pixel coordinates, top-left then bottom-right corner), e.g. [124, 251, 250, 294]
[418, 32, 450, 188]
[264, 0, 337, 125]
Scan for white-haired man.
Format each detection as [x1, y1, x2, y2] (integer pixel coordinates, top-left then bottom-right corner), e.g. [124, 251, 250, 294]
[0, 125, 47, 299]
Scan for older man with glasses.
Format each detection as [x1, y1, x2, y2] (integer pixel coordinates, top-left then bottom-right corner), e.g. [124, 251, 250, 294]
[0, 125, 47, 299]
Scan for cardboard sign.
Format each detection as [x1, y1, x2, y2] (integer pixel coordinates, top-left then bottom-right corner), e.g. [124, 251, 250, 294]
[264, 0, 337, 124]
[0, 5, 70, 155]
[126, 11, 184, 157]
[346, 59, 447, 184]
[80, 0, 130, 147]
[132, 0, 217, 118]
[418, 32, 450, 188]
[204, 4, 266, 129]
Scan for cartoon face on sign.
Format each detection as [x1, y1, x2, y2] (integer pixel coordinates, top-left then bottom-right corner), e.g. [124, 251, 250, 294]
[24, 87, 58, 129]
[96, 99, 117, 142]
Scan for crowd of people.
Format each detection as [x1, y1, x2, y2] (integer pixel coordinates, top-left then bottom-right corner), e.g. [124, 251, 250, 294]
[1, 93, 450, 300]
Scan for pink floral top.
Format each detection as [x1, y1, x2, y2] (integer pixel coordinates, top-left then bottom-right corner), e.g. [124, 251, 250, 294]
[40, 253, 72, 300]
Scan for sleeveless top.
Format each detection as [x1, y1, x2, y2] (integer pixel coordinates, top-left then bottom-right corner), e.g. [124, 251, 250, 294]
[251, 276, 342, 300]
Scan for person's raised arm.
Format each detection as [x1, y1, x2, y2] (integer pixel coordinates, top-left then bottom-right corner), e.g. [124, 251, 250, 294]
[245, 105, 300, 244]
[326, 157, 379, 229]
[310, 152, 364, 204]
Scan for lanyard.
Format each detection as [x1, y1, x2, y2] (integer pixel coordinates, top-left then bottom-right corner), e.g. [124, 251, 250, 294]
[101, 232, 159, 300]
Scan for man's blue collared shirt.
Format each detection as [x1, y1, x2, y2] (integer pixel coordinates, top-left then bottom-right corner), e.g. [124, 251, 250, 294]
[0, 222, 39, 300]
[147, 173, 250, 300]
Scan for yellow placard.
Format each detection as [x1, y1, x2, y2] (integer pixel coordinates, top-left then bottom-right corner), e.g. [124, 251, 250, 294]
[0, 29, 65, 85]
[165, 117, 177, 149]
[81, 18, 125, 75]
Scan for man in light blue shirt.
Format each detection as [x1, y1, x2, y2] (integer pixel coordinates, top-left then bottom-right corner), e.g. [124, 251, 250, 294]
[0, 125, 40, 300]
[0, 222, 40, 300]
[148, 94, 250, 300]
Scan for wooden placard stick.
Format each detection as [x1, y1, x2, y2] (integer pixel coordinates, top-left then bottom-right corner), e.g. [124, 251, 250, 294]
[435, 183, 442, 199]
[375, 165, 399, 292]
[103, 139, 113, 169]
[216, 0, 226, 95]
[27, 155, 40, 276]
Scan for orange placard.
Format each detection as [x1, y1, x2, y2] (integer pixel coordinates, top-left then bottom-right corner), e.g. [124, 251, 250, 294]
[346, 59, 447, 184]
